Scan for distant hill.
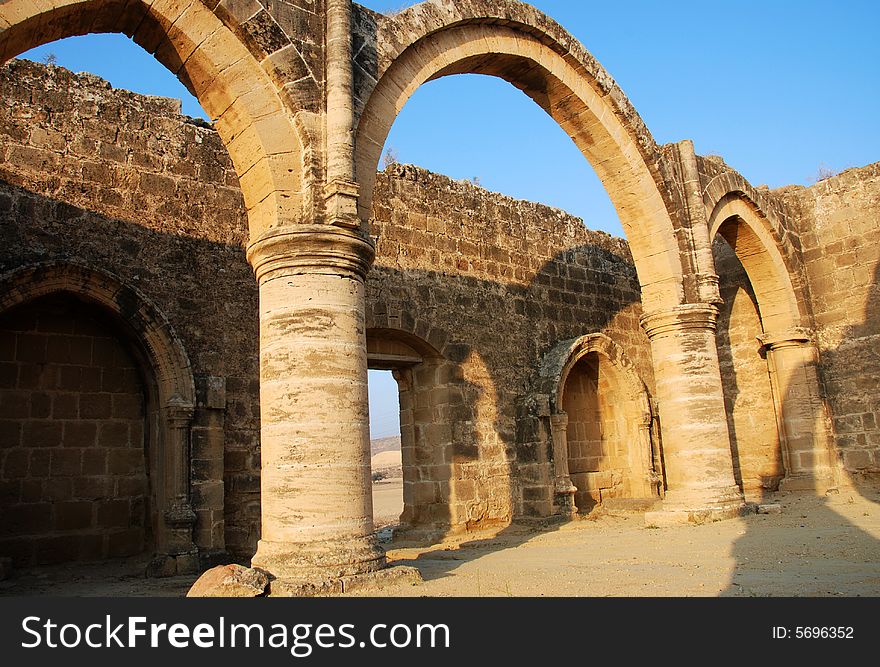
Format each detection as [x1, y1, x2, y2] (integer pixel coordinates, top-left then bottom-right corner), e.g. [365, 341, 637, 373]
[371, 435, 401, 456]
[370, 436, 402, 482]
[371, 450, 402, 470]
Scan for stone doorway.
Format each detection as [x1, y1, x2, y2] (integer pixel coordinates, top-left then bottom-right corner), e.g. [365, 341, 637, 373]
[367, 368, 403, 535]
[540, 333, 659, 515]
[366, 329, 459, 537]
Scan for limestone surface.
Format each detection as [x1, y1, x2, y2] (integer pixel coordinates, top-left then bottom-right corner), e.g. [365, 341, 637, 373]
[186, 564, 268, 598]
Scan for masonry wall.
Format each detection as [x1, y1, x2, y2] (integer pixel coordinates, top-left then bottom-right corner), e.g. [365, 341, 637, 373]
[7, 57, 880, 568]
[0, 295, 148, 566]
[0, 60, 260, 559]
[368, 165, 653, 521]
[783, 164, 880, 475]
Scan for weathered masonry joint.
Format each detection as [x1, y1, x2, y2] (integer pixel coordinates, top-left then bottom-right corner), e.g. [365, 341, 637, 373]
[1, 1, 879, 592]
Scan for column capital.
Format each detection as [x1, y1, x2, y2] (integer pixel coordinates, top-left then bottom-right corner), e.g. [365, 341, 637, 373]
[639, 303, 719, 340]
[549, 412, 569, 430]
[246, 224, 376, 283]
[165, 395, 194, 427]
[758, 327, 814, 351]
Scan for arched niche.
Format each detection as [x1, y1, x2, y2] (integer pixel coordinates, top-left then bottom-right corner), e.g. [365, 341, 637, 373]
[0, 262, 198, 575]
[539, 333, 658, 512]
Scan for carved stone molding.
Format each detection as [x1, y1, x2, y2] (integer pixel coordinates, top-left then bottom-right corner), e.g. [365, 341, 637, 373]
[246, 224, 376, 283]
[640, 303, 719, 340]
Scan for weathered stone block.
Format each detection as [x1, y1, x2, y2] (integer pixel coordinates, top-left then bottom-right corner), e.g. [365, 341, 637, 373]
[187, 564, 269, 597]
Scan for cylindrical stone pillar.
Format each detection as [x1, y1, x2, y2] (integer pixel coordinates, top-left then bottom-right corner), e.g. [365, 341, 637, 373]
[247, 225, 384, 581]
[641, 304, 745, 523]
[760, 329, 838, 492]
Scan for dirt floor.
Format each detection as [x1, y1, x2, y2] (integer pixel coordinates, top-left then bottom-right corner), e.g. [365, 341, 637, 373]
[2, 479, 878, 597]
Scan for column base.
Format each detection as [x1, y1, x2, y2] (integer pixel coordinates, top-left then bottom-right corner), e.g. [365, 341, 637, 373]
[269, 565, 423, 597]
[645, 484, 750, 527]
[553, 483, 578, 517]
[251, 535, 386, 582]
[778, 472, 837, 494]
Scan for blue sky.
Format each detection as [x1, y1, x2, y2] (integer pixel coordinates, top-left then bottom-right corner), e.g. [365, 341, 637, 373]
[18, 1, 880, 438]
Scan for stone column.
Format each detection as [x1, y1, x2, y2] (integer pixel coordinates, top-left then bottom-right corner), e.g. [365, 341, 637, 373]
[549, 412, 577, 515]
[150, 396, 198, 576]
[324, 0, 360, 230]
[635, 411, 660, 498]
[759, 329, 838, 492]
[247, 225, 384, 582]
[641, 304, 746, 525]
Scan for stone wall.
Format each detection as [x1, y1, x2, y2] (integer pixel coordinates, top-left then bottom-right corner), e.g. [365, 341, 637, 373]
[6, 57, 879, 568]
[0, 59, 259, 559]
[368, 165, 652, 522]
[0, 295, 148, 566]
[782, 164, 880, 475]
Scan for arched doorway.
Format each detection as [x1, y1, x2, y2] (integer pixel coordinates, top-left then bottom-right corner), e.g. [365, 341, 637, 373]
[366, 326, 513, 537]
[713, 236, 784, 497]
[0, 294, 149, 565]
[0, 263, 197, 575]
[562, 352, 650, 511]
[540, 333, 658, 514]
[367, 328, 455, 534]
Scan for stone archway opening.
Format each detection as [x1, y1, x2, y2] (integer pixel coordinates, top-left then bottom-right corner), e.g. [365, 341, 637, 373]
[367, 368, 403, 535]
[713, 234, 784, 498]
[0, 0, 303, 239]
[366, 328, 466, 540]
[0, 263, 198, 577]
[0, 293, 152, 569]
[709, 195, 838, 493]
[540, 333, 659, 516]
[371, 72, 623, 237]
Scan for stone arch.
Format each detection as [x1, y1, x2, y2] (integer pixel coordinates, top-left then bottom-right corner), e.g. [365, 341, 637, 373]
[0, 0, 303, 237]
[707, 187, 838, 492]
[539, 333, 657, 511]
[707, 188, 808, 334]
[0, 262, 199, 574]
[355, 2, 687, 310]
[551, 334, 651, 416]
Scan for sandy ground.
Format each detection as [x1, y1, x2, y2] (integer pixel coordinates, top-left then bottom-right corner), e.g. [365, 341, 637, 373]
[2, 480, 878, 597]
[372, 478, 405, 530]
